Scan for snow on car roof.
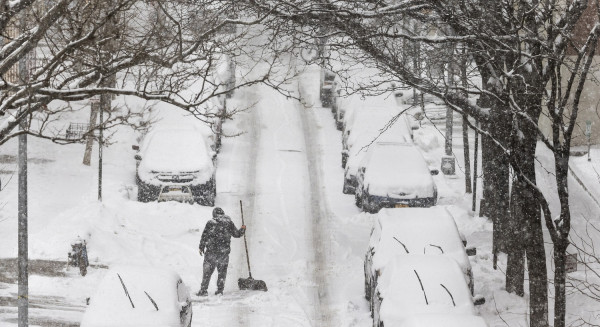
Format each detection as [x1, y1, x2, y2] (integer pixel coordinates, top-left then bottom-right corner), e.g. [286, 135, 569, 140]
[361, 143, 434, 196]
[348, 114, 412, 150]
[369, 207, 470, 275]
[377, 255, 476, 321]
[346, 114, 413, 176]
[81, 265, 186, 327]
[396, 313, 488, 327]
[346, 108, 403, 147]
[140, 128, 213, 173]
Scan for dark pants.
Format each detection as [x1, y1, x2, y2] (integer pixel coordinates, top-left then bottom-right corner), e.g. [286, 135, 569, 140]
[200, 252, 229, 293]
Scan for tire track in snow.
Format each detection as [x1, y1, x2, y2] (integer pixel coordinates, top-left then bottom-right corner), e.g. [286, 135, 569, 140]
[297, 95, 333, 326]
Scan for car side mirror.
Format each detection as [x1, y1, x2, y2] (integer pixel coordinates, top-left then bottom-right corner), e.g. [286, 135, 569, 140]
[466, 246, 477, 256]
[132, 145, 140, 151]
[430, 169, 439, 176]
[134, 154, 142, 161]
[473, 295, 485, 306]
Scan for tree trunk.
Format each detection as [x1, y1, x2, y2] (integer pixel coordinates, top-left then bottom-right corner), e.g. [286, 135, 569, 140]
[463, 116, 472, 193]
[506, 179, 525, 296]
[460, 47, 471, 193]
[486, 102, 511, 255]
[553, 241, 567, 327]
[512, 95, 548, 327]
[552, 154, 571, 327]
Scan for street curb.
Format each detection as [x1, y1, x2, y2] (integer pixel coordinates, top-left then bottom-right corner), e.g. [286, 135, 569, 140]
[568, 165, 600, 209]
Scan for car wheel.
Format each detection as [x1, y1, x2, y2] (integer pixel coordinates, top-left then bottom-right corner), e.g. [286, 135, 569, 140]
[355, 192, 362, 208]
[364, 277, 371, 301]
[205, 193, 215, 207]
[341, 155, 347, 168]
[362, 194, 370, 213]
[364, 194, 378, 214]
[203, 179, 216, 207]
[342, 179, 352, 194]
[424, 197, 435, 207]
[137, 183, 150, 203]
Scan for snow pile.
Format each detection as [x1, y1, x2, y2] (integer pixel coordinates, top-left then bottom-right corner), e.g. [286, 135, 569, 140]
[414, 126, 440, 152]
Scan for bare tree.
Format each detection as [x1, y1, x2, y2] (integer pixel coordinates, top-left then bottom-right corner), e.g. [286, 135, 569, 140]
[238, 1, 600, 327]
[0, 0, 282, 146]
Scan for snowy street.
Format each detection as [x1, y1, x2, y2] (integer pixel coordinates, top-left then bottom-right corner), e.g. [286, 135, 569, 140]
[0, 66, 376, 326]
[4, 2, 600, 327]
[1, 61, 600, 326]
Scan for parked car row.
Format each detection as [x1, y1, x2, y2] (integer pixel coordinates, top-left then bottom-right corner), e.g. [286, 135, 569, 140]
[322, 71, 436, 213]
[320, 71, 486, 326]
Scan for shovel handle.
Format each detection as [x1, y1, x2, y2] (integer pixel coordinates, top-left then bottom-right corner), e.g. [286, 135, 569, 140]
[240, 200, 252, 279]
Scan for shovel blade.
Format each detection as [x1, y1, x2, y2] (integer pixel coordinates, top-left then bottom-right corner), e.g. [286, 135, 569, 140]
[238, 277, 268, 292]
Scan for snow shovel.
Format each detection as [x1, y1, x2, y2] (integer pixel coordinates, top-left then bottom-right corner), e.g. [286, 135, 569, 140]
[238, 200, 268, 292]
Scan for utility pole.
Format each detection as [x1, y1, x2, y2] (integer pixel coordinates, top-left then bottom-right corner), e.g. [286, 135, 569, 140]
[441, 41, 456, 175]
[82, 100, 99, 166]
[473, 120, 479, 213]
[460, 46, 472, 193]
[17, 12, 29, 327]
[98, 94, 106, 201]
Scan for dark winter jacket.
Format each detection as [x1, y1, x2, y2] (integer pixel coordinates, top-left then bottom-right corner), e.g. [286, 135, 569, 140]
[199, 215, 245, 255]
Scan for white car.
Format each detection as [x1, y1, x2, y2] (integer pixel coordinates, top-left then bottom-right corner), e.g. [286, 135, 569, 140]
[342, 117, 413, 194]
[81, 265, 192, 327]
[364, 207, 476, 309]
[336, 92, 397, 131]
[134, 127, 216, 206]
[355, 143, 437, 212]
[341, 107, 413, 168]
[372, 255, 484, 327]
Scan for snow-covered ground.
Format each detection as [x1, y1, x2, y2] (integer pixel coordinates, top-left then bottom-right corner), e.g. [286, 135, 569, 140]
[0, 59, 599, 327]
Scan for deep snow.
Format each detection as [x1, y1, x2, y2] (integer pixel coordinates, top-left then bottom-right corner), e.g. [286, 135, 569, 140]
[0, 60, 599, 327]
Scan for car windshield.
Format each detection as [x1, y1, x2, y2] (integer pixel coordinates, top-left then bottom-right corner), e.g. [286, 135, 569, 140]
[142, 130, 211, 172]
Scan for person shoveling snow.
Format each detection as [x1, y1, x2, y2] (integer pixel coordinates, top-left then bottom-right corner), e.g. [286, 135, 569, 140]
[197, 207, 246, 296]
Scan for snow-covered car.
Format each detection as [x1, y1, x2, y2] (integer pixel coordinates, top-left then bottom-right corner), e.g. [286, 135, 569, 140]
[341, 106, 413, 168]
[342, 119, 413, 194]
[134, 127, 216, 206]
[364, 207, 476, 308]
[81, 265, 192, 327]
[355, 143, 437, 212]
[372, 255, 484, 327]
[337, 93, 399, 132]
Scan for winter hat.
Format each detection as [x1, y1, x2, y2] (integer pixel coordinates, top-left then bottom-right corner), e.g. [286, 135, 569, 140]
[212, 207, 224, 218]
